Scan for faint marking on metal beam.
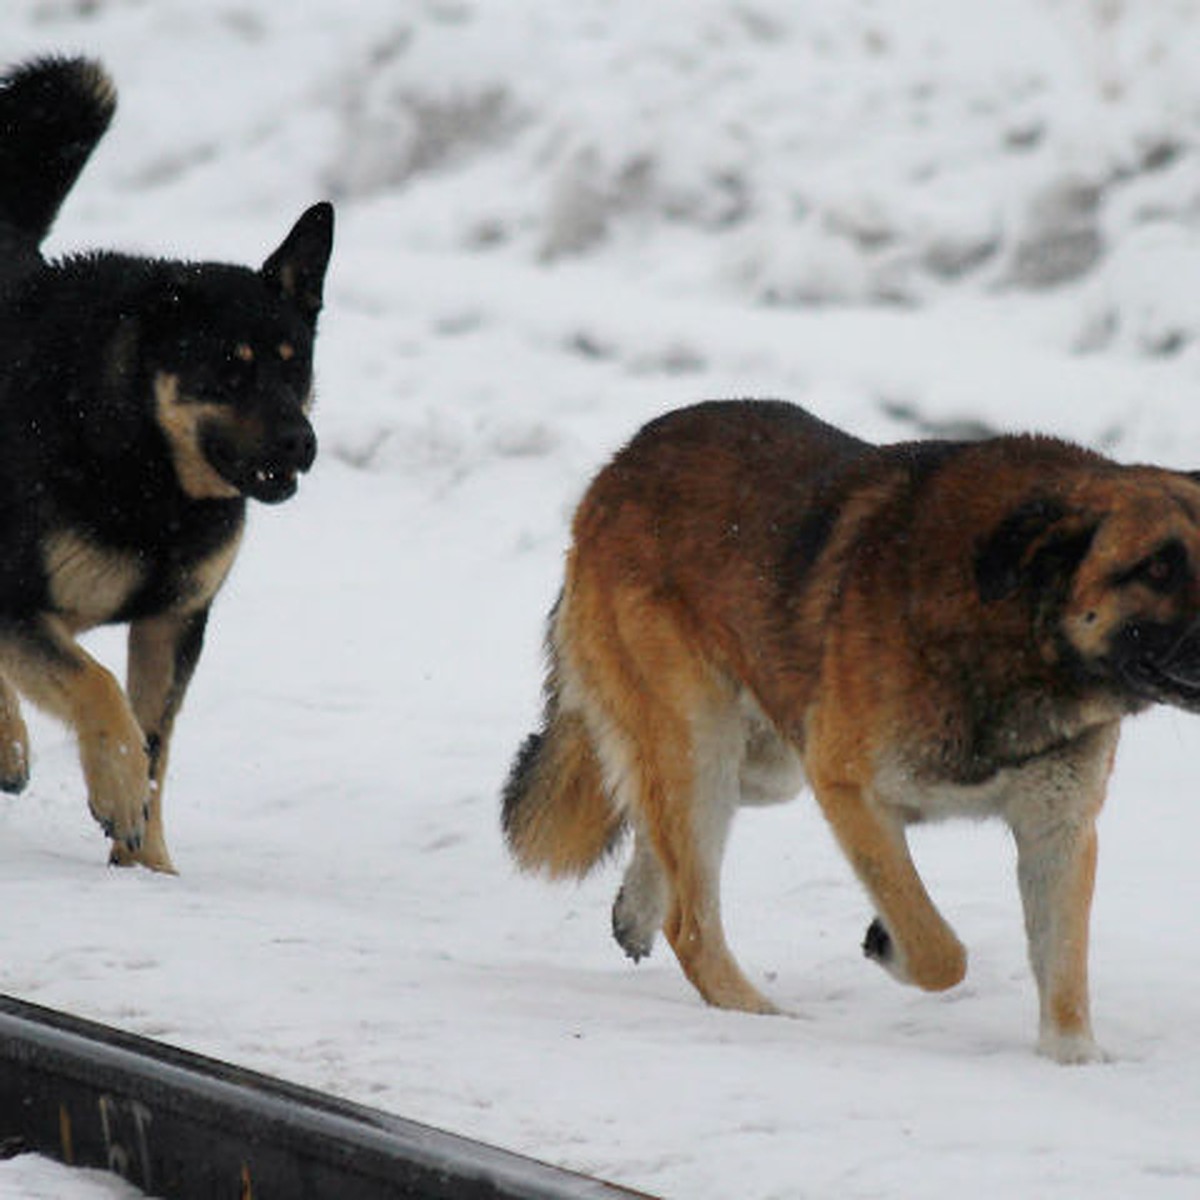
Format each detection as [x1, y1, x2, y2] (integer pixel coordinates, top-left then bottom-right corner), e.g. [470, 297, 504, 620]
[0, 993, 655, 1199]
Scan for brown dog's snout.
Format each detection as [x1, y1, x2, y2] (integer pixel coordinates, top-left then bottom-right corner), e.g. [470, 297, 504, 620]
[1160, 620, 1200, 686]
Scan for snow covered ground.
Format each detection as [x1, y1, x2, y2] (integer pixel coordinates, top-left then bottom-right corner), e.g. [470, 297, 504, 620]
[5, 1, 1200, 1196]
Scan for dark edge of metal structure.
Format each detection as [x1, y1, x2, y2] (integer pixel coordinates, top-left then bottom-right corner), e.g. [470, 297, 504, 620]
[0, 993, 655, 1199]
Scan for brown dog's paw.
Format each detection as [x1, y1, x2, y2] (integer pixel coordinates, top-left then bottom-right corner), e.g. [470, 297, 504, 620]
[862, 917, 892, 964]
[863, 916, 967, 991]
[612, 886, 657, 962]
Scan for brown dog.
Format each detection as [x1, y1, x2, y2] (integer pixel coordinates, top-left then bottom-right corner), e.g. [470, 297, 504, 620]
[503, 399, 1200, 1062]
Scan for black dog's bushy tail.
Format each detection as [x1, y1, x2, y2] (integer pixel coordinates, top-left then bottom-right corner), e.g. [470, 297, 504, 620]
[0, 56, 115, 253]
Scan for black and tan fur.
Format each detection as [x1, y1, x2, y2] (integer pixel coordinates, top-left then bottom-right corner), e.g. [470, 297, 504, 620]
[0, 57, 333, 871]
[504, 399, 1200, 1062]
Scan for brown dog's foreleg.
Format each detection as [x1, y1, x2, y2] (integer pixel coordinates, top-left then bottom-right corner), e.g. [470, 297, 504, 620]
[813, 778, 967, 992]
[1006, 723, 1116, 1064]
[111, 608, 210, 873]
[1011, 815, 1103, 1063]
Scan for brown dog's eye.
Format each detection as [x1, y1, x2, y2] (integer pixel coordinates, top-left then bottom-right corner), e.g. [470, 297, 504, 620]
[1126, 539, 1188, 593]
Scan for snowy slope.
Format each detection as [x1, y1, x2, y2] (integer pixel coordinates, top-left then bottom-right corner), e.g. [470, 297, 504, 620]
[5, 2, 1200, 1197]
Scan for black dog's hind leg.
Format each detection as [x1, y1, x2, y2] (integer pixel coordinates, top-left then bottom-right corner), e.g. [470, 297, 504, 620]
[115, 608, 210, 873]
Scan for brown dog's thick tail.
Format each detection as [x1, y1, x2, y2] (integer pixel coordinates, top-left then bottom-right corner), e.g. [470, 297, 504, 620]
[502, 703, 625, 879]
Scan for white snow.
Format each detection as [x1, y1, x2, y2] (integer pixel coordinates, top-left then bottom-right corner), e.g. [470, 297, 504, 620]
[5, 1, 1200, 1196]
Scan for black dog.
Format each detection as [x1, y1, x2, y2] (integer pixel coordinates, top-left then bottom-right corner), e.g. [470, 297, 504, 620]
[0, 57, 334, 871]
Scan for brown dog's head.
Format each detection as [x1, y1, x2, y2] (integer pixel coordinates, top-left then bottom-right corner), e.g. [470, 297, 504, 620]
[974, 469, 1200, 711]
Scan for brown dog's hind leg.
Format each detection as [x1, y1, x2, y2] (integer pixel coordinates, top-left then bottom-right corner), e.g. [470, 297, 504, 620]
[591, 589, 777, 1015]
[0, 674, 30, 794]
[640, 735, 775, 1014]
[612, 822, 670, 962]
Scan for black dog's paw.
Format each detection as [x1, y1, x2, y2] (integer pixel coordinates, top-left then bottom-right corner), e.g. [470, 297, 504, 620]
[862, 918, 893, 965]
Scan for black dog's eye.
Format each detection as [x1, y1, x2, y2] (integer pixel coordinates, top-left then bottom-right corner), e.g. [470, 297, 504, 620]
[221, 342, 256, 390]
[1124, 539, 1189, 593]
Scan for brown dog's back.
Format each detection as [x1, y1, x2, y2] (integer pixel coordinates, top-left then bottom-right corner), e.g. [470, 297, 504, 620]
[503, 402, 863, 874]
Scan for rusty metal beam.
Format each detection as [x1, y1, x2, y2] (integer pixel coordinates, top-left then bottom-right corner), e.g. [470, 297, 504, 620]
[0, 994, 653, 1199]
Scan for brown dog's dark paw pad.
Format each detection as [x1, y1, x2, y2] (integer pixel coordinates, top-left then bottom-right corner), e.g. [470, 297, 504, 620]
[863, 918, 892, 964]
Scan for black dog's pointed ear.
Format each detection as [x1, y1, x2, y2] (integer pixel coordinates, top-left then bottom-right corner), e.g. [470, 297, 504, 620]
[974, 498, 1097, 604]
[261, 201, 334, 325]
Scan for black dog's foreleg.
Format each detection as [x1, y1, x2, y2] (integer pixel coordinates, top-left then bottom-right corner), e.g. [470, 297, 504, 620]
[119, 607, 210, 873]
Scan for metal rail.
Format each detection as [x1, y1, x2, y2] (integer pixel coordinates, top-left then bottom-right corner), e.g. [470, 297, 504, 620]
[0, 994, 655, 1199]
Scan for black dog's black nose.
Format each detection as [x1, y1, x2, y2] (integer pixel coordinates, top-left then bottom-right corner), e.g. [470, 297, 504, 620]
[278, 417, 317, 472]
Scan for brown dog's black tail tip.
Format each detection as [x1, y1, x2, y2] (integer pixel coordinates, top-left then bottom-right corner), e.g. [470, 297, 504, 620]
[501, 731, 545, 846]
[501, 714, 625, 879]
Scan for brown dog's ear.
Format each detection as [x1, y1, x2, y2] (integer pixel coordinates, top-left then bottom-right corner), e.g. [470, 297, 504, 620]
[974, 498, 1098, 604]
[261, 201, 334, 325]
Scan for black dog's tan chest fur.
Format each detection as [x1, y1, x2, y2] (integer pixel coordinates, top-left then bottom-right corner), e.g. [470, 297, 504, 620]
[43, 524, 244, 632]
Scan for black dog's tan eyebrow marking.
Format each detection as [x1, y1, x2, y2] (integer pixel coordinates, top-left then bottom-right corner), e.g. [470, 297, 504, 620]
[277, 341, 295, 361]
[234, 342, 254, 363]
